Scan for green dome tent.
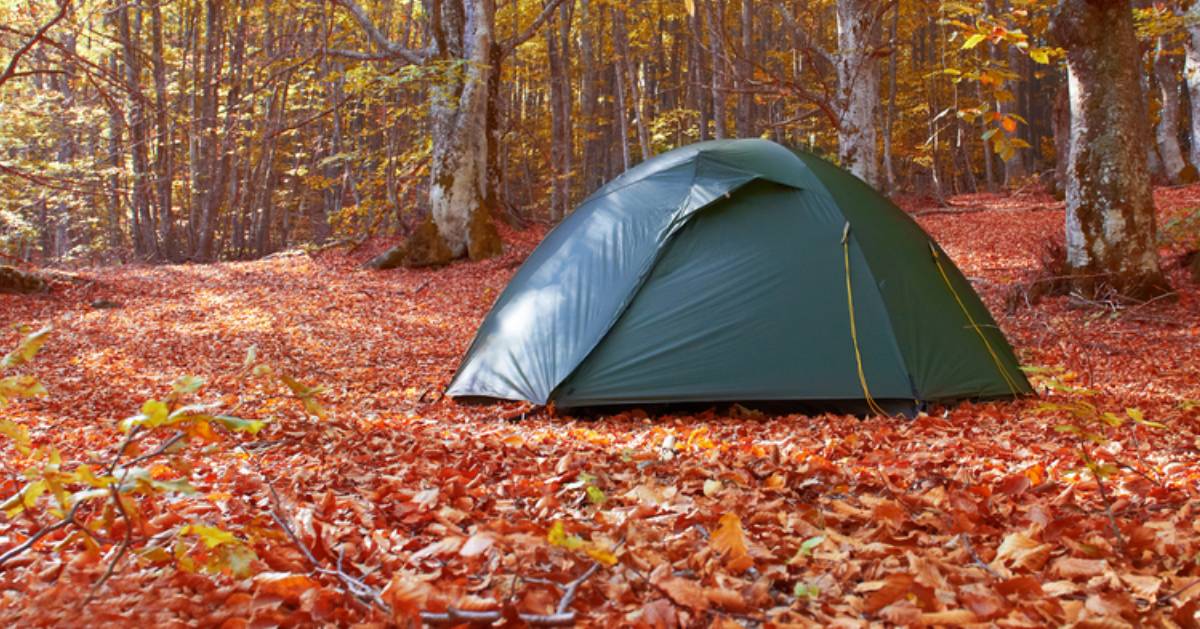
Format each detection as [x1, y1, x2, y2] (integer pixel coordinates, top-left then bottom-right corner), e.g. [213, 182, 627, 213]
[448, 139, 1031, 414]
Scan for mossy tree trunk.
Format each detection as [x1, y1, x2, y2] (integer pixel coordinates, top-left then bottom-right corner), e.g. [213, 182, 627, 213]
[1051, 0, 1171, 301]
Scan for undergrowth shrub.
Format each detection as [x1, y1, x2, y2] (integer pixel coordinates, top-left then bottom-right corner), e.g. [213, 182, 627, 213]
[0, 325, 326, 597]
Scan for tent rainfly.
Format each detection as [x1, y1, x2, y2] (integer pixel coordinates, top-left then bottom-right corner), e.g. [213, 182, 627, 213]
[448, 139, 1031, 414]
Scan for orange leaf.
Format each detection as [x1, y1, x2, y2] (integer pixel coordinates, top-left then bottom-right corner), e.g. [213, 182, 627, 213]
[253, 572, 317, 603]
[710, 513, 752, 572]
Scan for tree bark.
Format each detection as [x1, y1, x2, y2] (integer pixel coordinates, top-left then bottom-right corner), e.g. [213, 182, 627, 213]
[1186, 2, 1200, 169]
[835, 0, 881, 186]
[1051, 0, 1171, 301]
[1154, 31, 1194, 183]
[426, 0, 499, 261]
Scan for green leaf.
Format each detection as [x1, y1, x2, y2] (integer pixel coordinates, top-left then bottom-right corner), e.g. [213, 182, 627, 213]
[547, 521, 585, 551]
[1, 325, 51, 369]
[172, 375, 205, 396]
[0, 419, 31, 455]
[586, 485, 607, 506]
[793, 582, 820, 600]
[1127, 407, 1166, 429]
[962, 33, 987, 50]
[211, 414, 265, 435]
[798, 535, 825, 557]
[2, 479, 47, 517]
[0, 375, 47, 407]
[279, 374, 328, 418]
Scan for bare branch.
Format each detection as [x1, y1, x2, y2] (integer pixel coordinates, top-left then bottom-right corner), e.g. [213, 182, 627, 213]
[327, 0, 429, 65]
[773, 3, 835, 68]
[501, 0, 569, 53]
[0, 0, 72, 89]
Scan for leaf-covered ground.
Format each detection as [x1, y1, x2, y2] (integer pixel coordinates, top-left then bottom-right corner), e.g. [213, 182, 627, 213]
[2, 189, 1200, 627]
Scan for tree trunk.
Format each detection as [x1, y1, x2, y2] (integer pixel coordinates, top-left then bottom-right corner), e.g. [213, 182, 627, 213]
[425, 0, 499, 262]
[1186, 2, 1200, 169]
[150, 2, 177, 260]
[1154, 32, 1194, 183]
[702, 0, 727, 139]
[1052, 0, 1171, 301]
[117, 0, 157, 259]
[835, 0, 881, 186]
[735, 0, 753, 138]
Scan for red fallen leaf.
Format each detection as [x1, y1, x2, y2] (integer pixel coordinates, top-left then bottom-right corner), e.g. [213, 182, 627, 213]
[518, 588, 557, 616]
[299, 586, 340, 621]
[873, 500, 907, 523]
[656, 577, 708, 611]
[382, 573, 430, 621]
[996, 473, 1031, 497]
[860, 573, 915, 614]
[459, 532, 495, 558]
[961, 586, 1007, 621]
[995, 576, 1045, 597]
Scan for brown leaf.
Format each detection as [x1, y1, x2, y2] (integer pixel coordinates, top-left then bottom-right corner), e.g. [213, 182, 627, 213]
[1052, 556, 1109, 579]
[994, 531, 1052, 571]
[704, 587, 747, 612]
[636, 598, 679, 629]
[960, 585, 1007, 621]
[657, 577, 709, 611]
[919, 609, 978, 625]
[862, 573, 915, 614]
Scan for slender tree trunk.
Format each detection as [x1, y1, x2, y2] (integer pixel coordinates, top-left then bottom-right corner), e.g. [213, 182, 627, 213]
[1052, 0, 1170, 300]
[703, 0, 727, 139]
[118, 0, 157, 259]
[882, 5, 899, 192]
[150, 1, 176, 260]
[736, 0, 753, 138]
[1154, 32, 1193, 183]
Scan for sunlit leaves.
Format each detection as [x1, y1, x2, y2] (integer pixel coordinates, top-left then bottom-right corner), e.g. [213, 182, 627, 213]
[1, 325, 51, 369]
[279, 374, 328, 419]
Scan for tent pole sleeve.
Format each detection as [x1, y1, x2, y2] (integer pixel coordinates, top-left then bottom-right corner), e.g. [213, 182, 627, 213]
[928, 242, 1023, 396]
[843, 223, 890, 417]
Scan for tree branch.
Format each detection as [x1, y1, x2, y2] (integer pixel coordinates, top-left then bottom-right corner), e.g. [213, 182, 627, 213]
[774, 3, 835, 68]
[328, 0, 430, 65]
[0, 0, 72, 89]
[501, 0, 569, 52]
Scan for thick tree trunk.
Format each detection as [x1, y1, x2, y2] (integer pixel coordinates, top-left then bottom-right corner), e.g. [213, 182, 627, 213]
[425, 0, 499, 262]
[835, 0, 880, 186]
[1052, 0, 1170, 301]
[1154, 33, 1194, 183]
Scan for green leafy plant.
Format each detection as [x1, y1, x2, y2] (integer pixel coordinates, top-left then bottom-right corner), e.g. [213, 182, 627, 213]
[0, 331, 327, 596]
[1025, 365, 1166, 551]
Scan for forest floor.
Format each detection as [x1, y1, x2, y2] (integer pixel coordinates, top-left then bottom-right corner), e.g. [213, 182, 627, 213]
[2, 188, 1200, 627]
